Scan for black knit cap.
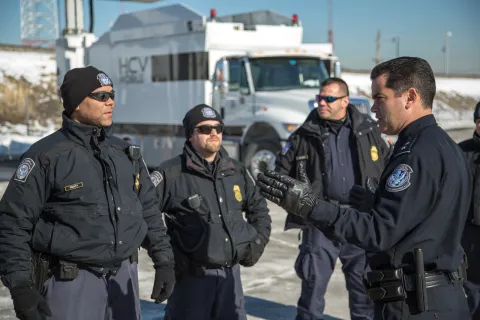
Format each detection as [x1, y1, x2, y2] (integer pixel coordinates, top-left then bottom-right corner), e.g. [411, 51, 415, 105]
[474, 101, 480, 123]
[182, 104, 224, 138]
[60, 66, 113, 115]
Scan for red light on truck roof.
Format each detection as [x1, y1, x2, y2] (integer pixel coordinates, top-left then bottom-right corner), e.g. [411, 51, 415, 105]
[210, 9, 217, 20]
[292, 14, 298, 25]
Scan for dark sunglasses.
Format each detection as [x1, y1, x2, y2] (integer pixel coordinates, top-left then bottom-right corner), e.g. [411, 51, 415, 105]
[195, 124, 224, 135]
[89, 90, 115, 102]
[316, 94, 347, 103]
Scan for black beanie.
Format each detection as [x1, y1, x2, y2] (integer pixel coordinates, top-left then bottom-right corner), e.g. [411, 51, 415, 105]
[474, 101, 480, 123]
[60, 66, 113, 115]
[182, 104, 224, 138]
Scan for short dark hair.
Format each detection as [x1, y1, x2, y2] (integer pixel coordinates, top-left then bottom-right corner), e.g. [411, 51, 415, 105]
[370, 57, 436, 109]
[321, 77, 349, 96]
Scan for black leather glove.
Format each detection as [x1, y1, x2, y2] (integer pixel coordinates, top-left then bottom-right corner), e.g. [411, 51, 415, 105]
[240, 237, 265, 267]
[257, 169, 317, 219]
[151, 267, 175, 304]
[10, 282, 52, 320]
[349, 177, 379, 212]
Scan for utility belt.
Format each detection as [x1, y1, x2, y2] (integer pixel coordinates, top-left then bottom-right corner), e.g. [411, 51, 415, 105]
[187, 261, 235, 277]
[33, 250, 139, 292]
[364, 249, 468, 311]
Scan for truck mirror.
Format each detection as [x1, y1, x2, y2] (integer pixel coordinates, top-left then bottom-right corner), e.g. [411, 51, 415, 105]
[214, 59, 229, 93]
[334, 61, 342, 78]
[215, 80, 229, 93]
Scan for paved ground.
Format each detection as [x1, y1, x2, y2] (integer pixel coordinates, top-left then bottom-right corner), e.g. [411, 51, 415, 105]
[0, 126, 473, 319]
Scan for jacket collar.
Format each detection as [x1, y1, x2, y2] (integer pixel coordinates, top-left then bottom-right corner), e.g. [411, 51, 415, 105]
[472, 131, 480, 147]
[60, 111, 112, 148]
[183, 141, 235, 177]
[397, 114, 437, 140]
[297, 104, 374, 137]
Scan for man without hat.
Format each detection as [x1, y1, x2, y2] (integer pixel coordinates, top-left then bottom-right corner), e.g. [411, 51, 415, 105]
[150, 103, 272, 320]
[0, 66, 175, 320]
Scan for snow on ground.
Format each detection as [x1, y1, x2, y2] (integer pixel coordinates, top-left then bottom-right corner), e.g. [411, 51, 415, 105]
[0, 121, 58, 157]
[0, 50, 56, 85]
[1, 49, 479, 154]
[343, 72, 480, 100]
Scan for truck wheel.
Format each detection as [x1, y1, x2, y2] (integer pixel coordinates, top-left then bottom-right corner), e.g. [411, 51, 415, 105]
[242, 142, 279, 179]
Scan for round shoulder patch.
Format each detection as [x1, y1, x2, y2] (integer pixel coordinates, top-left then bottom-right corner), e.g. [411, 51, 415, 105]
[201, 107, 216, 118]
[150, 171, 163, 187]
[14, 158, 36, 183]
[386, 164, 413, 192]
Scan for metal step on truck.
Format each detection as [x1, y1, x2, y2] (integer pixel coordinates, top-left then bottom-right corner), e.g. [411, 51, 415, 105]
[56, 2, 375, 177]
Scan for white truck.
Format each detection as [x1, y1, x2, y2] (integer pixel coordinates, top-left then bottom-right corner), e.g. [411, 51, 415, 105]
[56, 2, 374, 176]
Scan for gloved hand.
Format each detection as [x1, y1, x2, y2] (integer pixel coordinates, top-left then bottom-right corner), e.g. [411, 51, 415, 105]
[10, 282, 52, 320]
[240, 237, 265, 267]
[349, 177, 379, 212]
[151, 267, 175, 304]
[257, 169, 316, 219]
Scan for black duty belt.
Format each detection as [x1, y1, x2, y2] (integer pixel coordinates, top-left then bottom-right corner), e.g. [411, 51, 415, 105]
[365, 263, 467, 303]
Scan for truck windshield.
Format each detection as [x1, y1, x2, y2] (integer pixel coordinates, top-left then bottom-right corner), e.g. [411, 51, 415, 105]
[249, 57, 329, 91]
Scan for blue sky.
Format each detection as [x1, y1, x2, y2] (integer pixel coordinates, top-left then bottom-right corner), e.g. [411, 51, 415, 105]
[0, 0, 479, 75]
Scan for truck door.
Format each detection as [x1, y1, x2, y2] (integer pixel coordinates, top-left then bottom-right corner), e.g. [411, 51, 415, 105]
[222, 58, 255, 126]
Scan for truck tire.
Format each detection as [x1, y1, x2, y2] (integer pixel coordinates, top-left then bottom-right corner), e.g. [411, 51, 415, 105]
[242, 141, 279, 179]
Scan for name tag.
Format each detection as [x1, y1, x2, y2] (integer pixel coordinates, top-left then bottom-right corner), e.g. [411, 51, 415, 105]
[64, 182, 84, 192]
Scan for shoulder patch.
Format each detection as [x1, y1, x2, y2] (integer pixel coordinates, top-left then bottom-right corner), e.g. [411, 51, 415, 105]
[14, 158, 35, 183]
[281, 142, 292, 155]
[394, 135, 418, 157]
[150, 171, 163, 187]
[386, 164, 413, 192]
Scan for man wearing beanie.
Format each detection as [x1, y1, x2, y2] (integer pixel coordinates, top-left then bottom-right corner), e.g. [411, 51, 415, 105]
[150, 103, 272, 320]
[0, 66, 175, 320]
[458, 100, 480, 320]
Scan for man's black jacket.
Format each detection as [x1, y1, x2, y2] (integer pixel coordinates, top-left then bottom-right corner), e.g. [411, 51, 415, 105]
[275, 105, 392, 229]
[0, 113, 173, 288]
[152, 142, 272, 268]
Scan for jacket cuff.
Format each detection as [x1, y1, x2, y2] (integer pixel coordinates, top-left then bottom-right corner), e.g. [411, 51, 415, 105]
[1, 272, 33, 289]
[307, 199, 340, 229]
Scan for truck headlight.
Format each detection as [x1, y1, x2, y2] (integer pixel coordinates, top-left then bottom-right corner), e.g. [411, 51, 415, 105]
[283, 123, 298, 133]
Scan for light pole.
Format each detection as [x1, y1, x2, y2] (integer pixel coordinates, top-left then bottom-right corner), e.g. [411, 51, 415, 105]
[443, 31, 452, 75]
[392, 36, 400, 58]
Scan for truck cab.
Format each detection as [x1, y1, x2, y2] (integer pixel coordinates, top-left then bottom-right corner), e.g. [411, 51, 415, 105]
[211, 53, 373, 178]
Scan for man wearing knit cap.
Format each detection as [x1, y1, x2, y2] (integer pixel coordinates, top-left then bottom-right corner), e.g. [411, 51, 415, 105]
[0, 66, 175, 320]
[458, 100, 480, 320]
[150, 103, 272, 320]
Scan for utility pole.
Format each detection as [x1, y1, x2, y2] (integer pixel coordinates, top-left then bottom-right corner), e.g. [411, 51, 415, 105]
[392, 36, 400, 58]
[328, 0, 334, 52]
[375, 29, 381, 65]
[443, 31, 452, 75]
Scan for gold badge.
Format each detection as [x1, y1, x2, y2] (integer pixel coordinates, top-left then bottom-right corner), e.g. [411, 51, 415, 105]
[233, 185, 242, 202]
[64, 182, 84, 192]
[370, 146, 379, 162]
[135, 173, 140, 190]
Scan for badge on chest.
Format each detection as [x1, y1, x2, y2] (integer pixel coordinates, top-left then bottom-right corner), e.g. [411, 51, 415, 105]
[233, 185, 243, 202]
